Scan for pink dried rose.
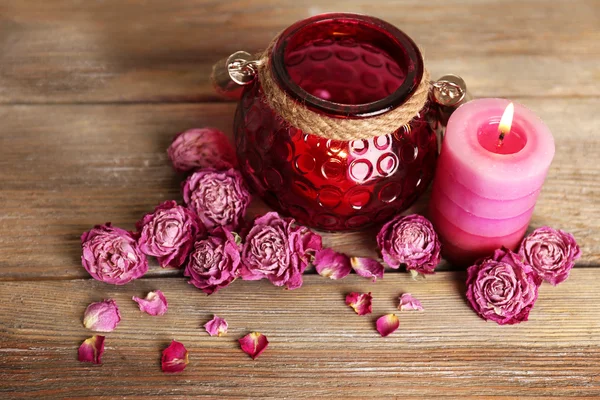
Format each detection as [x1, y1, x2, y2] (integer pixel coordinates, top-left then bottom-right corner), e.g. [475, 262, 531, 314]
[137, 200, 205, 268]
[466, 247, 540, 325]
[78, 335, 105, 365]
[377, 214, 441, 275]
[519, 226, 581, 286]
[167, 128, 237, 173]
[161, 340, 189, 373]
[83, 299, 121, 332]
[81, 223, 148, 285]
[345, 292, 372, 316]
[314, 248, 351, 280]
[240, 212, 322, 290]
[184, 226, 241, 295]
[350, 257, 384, 282]
[376, 314, 400, 337]
[182, 168, 251, 232]
[239, 332, 269, 360]
[204, 315, 228, 337]
[398, 293, 424, 312]
[132, 290, 168, 316]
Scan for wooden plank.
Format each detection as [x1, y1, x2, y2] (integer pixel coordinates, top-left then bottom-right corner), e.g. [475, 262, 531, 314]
[0, 99, 598, 280]
[1, 0, 599, 103]
[1, 272, 599, 398]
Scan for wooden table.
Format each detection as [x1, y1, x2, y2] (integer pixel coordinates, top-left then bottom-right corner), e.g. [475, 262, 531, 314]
[1, 1, 599, 398]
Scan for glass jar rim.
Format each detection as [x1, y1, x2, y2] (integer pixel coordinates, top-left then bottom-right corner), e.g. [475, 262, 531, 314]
[270, 13, 424, 119]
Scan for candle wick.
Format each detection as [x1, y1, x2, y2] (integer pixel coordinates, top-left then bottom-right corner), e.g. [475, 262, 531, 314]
[497, 129, 506, 147]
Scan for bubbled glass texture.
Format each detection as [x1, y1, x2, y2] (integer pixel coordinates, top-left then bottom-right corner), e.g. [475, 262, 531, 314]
[234, 40, 438, 231]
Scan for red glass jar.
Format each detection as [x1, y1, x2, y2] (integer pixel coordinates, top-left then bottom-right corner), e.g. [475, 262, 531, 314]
[234, 13, 437, 231]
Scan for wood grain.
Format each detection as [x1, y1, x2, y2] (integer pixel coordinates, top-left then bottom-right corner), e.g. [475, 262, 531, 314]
[1, 272, 600, 398]
[0, 98, 598, 280]
[1, 0, 599, 103]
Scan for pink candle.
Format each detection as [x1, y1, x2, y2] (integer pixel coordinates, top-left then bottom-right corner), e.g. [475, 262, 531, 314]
[429, 98, 555, 265]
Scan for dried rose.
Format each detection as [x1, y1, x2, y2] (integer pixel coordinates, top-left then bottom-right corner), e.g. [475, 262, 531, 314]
[167, 128, 237, 173]
[132, 290, 168, 316]
[81, 223, 148, 285]
[314, 248, 351, 280]
[78, 335, 105, 365]
[398, 293, 424, 312]
[350, 257, 384, 282]
[184, 226, 241, 295]
[377, 214, 441, 275]
[137, 200, 204, 268]
[83, 299, 121, 332]
[204, 315, 228, 337]
[519, 226, 581, 286]
[466, 247, 539, 325]
[240, 212, 322, 290]
[345, 292, 372, 315]
[182, 168, 251, 232]
[161, 340, 189, 373]
[376, 314, 400, 337]
[239, 332, 269, 360]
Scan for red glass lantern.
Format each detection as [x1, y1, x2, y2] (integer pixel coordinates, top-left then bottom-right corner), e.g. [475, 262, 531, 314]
[229, 14, 440, 231]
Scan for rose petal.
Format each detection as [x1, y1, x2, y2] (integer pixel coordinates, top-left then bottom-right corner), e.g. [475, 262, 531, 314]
[345, 292, 372, 315]
[314, 248, 351, 280]
[204, 315, 228, 337]
[376, 314, 400, 337]
[78, 335, 105, 365]
[239, 332, 269, 360]
[83, 299, 121, 332]
[132, 290, 168, 316]
[161, 340, 189, 373]
[350, 257, 384, 281]
[398, 293, 424, 311]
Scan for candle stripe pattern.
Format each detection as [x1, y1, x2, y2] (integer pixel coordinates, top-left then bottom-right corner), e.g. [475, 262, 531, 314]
[429, 99, 554, 266]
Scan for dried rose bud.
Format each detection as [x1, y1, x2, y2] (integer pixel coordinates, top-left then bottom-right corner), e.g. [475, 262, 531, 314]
[204, 315, 228, 337]
[137, 200, 205, 268]
[466, 247, 540, 325]
[81, 223, 148, 285]
[185, 226, 241, 295]
[167, 128, 237, 173]
[239, 332, 269, 360]
[161, 340, 189, 373]
[350, 257, 384, 282]
[83, 299, 121, 332]
[132, 290, 168, 316]
[345, 292, 372, 315]
[376, 214, 441, 275]
[314, 248, 351, 280]
[519, 226, 581, 286]
[376, 314, 400, 337]
[78, 335, 105, 365]
[398, 293, 424, 312]
[240, 212, 322, 290]
[182, 169, 251, 232]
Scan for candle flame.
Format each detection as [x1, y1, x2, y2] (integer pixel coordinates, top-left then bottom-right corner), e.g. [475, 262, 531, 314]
[498, 102, 514, 142]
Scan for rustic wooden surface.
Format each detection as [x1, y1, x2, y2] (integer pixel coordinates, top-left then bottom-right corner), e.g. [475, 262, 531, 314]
[0, 0, 599, 398]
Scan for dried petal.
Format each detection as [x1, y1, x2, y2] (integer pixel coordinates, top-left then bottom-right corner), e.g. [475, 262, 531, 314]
[314, 248, 351, 280]
[78, 335, 105, 365]
[132, 290, 168, 316]
[350, 257, 384, 281]
[161, 340, 189, 373]
[83, 299, 121, 332]
[204, 315, 228, 337]
[398, 293, 424, 311]
[376, 314, 400, 337]
[345, 292, 372, 315]
[239, 332, 269, 360]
